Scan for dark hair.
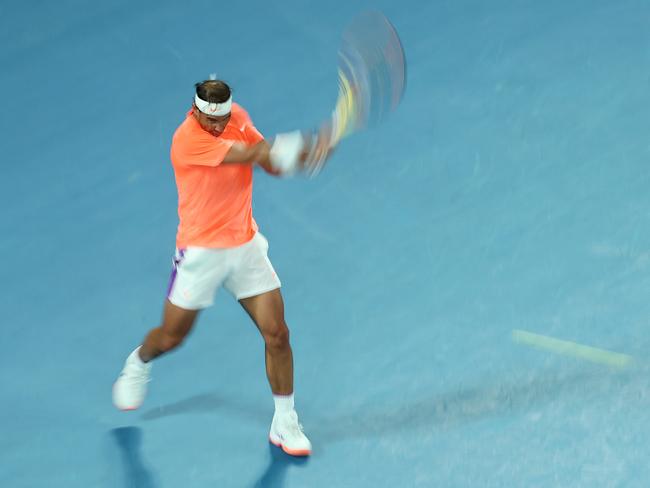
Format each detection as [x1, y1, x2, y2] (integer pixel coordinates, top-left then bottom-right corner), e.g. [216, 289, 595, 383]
[195, 80, 231, 103]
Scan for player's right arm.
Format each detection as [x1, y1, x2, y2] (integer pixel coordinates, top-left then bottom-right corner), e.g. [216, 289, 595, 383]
[222, 141, 270, 165]
[223, 132, 333, 176]
[186, 131, 334, 176]
[222, 141, 282, 175]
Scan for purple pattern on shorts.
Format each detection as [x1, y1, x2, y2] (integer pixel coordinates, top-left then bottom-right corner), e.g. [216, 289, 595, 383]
[166, 249, 186, 298]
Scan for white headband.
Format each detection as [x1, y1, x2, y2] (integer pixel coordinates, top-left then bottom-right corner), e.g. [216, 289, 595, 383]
[194, 94, 232, 116]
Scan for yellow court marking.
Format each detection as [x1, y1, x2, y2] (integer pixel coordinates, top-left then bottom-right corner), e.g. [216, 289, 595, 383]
[512, 329, 634, 368]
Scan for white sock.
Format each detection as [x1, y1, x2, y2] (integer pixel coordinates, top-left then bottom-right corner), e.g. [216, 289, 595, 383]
[273, 393, 295, 415]
[131, 346, 147, 366]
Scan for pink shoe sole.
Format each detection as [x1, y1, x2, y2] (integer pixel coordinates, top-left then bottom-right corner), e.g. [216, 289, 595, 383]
[269, 436, 312, 457]
[112, 383, 141, 411]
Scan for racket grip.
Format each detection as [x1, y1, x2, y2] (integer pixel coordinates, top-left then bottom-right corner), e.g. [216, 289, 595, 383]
[304, 124, 334, 177]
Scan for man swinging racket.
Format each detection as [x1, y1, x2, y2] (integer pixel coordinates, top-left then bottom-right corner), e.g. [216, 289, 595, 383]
[112, 78, 333, 456]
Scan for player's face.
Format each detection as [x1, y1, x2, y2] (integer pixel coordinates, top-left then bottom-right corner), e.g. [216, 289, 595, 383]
[194, 107, 231, 137]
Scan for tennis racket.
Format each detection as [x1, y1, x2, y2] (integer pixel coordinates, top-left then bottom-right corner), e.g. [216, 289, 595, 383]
[306, 11, 407, 175]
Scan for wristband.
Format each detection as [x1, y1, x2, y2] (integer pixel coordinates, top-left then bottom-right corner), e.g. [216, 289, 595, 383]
[270, 131, 304, 175]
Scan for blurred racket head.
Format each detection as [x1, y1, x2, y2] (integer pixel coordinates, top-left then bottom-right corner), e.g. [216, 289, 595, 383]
[330, 11, 407, 146]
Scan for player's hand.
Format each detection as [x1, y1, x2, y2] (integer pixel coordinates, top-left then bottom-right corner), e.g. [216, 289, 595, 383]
[301, 124, 336, 177]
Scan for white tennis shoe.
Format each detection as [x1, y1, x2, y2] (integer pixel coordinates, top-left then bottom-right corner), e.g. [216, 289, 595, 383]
[269, 410, 312, 456]
[112, 347, 151, 411]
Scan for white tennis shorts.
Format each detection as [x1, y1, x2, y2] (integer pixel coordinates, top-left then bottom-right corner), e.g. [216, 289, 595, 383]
[166, 232, 281, 310]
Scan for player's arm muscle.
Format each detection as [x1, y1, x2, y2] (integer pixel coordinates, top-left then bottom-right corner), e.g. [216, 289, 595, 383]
[222, 141, 280, 174]
[222, 141, 269, 164]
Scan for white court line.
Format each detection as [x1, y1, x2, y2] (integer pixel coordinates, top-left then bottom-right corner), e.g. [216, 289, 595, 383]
[512, 329, 634, 368]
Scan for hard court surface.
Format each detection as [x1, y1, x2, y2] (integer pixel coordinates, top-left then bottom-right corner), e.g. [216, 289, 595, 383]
[2, 1, 650, 486]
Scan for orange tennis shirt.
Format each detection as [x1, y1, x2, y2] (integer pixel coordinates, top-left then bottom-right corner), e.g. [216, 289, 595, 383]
[170, 103, 264, 248]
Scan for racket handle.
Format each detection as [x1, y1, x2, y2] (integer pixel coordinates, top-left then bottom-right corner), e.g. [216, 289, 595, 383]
[304, 124, 334, 177]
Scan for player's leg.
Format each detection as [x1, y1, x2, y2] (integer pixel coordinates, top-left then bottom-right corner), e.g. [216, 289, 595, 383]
[113, 301, 200, 411]
[113, 247, 224, 411]
[226, 233, 311, 455]
[239, 289, 311, 456]
[239, 288, 293, 395]
[140, 300, 200, 361]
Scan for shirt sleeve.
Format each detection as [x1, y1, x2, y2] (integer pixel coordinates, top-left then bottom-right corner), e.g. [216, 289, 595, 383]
[245, 123, 265, 145]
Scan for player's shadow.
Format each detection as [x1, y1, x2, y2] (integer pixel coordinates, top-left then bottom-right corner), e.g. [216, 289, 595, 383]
[251, 443, 310, 488]
[138, 367, 644, 447]
[110, 426, 158, 488]
[141, 395, 308, 488]
[141, 392, 268, 424]
[309, 367, 643, 444]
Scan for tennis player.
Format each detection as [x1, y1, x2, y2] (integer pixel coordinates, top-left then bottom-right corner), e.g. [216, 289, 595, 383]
[112, 79, 332, 456]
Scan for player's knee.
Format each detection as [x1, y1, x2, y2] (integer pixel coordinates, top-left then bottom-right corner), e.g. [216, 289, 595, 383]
[263, 321, 290, 350]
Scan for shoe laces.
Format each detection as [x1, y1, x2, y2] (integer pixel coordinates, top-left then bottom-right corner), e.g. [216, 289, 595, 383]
[283, 411, 305, 436]
[123, 362, 151, 385]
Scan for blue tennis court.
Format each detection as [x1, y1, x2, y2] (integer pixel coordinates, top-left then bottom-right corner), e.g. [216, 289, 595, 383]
[3, 0, 650, 486]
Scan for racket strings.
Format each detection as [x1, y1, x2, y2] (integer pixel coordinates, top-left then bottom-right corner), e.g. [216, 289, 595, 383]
[332, 12, 406, 145]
